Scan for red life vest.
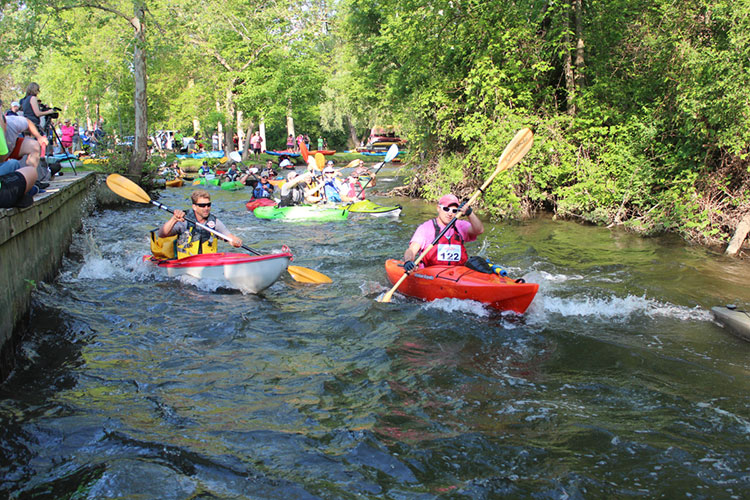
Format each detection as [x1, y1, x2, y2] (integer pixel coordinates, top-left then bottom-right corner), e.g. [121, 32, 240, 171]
[422, 219, 468, 267]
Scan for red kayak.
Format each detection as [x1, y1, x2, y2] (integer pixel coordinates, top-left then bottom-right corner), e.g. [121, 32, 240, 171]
[384, 259, 538, 314]
[245, 198, 277, 211]
[308, 150, 336, 155]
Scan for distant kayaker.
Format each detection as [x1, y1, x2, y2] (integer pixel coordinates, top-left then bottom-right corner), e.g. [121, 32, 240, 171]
[279, 171, 318, 207]
[252, 171, 275, 199]
[402, 194, 483, 273]
[321, 161, 355, 203]
[222, 162, 240, 182]
[198, 160, 212, 177]
[159, 189, 242, 254]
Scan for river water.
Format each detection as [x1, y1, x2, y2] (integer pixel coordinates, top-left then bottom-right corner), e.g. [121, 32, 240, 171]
[2, 166, 749, 499]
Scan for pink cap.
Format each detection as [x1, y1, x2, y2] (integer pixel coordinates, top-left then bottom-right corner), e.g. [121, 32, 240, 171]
[438, 194, 460, 207]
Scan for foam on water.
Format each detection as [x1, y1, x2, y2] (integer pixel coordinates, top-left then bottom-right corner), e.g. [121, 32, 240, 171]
[527, 292, 711, 323]
[422, 297, 491, 317]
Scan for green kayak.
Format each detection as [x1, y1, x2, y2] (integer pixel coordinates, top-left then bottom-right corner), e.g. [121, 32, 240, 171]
[192, 177, 220, 186]
[711, 305, 750, 342]
[254, 205, 349, 221]
[346, 200, 402, 217]
[220, 180, 245, 191]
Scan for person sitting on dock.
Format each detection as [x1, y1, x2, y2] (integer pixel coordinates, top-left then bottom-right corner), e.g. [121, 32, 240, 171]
[158, 189, 242, 255]
[252, 171, 275, 199]
[401, 194, 483, 273]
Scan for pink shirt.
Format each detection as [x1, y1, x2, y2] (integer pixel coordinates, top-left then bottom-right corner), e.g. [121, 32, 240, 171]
[409, 219, 476, 252]
[61, 125, 75, 142]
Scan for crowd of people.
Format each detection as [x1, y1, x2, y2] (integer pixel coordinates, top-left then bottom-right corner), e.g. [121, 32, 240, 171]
[0, 81, 111, 209]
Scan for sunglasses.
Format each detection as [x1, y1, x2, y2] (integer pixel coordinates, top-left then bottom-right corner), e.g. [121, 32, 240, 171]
[194, 202, 211, 207]
[440, 205, 460, 214]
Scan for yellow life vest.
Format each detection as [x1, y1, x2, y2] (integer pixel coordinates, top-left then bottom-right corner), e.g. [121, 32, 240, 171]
[150, 229, 177, 260]
[175, 212, 219, 259]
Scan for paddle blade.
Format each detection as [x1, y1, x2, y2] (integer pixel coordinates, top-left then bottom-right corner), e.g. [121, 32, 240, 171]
[229, 151, 241, 162]
[287, 265, 332, 284]
[345, 159, 362, 169]
[315, 153, 325, 169]
[385, 144, 399, 163]
[106, 173, 151, 204]
[299, 139, 309, 162]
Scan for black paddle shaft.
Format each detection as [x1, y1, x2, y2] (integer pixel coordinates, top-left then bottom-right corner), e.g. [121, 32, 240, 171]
[354, 161, 385, 198]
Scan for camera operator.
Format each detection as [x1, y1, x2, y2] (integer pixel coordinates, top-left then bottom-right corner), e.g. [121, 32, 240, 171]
[19, 82, 58, 129]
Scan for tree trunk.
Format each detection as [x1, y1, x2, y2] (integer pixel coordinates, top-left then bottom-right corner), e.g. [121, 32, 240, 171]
[286, 97, 295, 138]
[259, 117, 267, 152]
[347, 117, 359, 149]
[726, 213, 750, 257]
[573, 0, 585, 88]
[128, 3, 148, 177]
[241, 119, 254, 161]
[562, 1, 576, 116]
[224, 87, 235, 154]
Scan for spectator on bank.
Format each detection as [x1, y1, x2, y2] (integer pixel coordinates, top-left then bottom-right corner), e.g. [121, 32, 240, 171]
[71, 122, 81, 152]
[0, 113, 38, 208]
[5, 101, 19, 117]
[286, 134, 294, 151]
[60, 120, 74, 154]
[1, 108, 49, 182]
[19, 82, 56, 129]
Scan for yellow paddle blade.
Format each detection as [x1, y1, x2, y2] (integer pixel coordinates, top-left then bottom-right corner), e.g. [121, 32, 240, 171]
[106, 173, 151, 204]
[345, 159, 362, 169]
[315, 153, 325, 169]
[287, 265, 332, 284]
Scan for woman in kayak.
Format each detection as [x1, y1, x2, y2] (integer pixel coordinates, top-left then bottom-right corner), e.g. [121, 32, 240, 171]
[158, 189, 243, 256]
[402, 194, 483, 273]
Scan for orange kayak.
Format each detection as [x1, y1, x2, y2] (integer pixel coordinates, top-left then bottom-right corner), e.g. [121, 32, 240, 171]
[165, 179, 184, 187]
[384, 259, 538, 314]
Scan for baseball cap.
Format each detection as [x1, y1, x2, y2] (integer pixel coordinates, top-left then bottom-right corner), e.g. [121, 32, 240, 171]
[438, 194, 460, 207]
[260, 170, 270, 177]
[11, 101, 19, 107]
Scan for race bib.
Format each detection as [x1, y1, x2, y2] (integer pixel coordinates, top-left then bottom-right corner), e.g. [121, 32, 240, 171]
[437, 244, 462, 262]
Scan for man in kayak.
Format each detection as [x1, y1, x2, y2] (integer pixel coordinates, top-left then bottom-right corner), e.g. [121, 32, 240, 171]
[279, 170, 318, 207]
[221, 162, 240, 183]
[252, 170, 275, 199]
[158, 189, 242, 254]
[402, 194, 483, 273]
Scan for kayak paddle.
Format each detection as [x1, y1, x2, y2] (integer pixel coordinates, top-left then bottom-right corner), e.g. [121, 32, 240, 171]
[378, 128, 534, 303]
[299, 139, 309, 163]
[352, 143, 398, 200]
[105, 173, 332, 284]
[315, 153, 325, 170]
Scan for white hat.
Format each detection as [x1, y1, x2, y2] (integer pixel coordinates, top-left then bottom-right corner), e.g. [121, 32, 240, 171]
[11, 101, 19, 107]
